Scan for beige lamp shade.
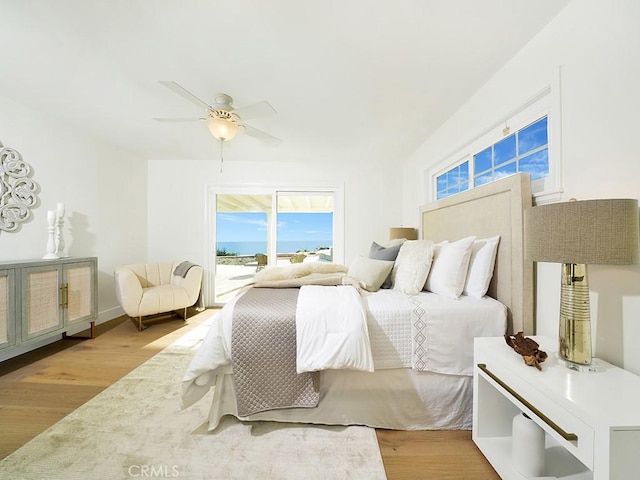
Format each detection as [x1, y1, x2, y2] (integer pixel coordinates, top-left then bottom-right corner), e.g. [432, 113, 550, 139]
[389, 227, 418, 241]
[526, 198, 639, 265]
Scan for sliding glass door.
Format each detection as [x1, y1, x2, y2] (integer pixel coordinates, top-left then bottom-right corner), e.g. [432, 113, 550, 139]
[276, 192, 334, 264]
[214, 194, 272, 303]
[209, 187, 341, 305]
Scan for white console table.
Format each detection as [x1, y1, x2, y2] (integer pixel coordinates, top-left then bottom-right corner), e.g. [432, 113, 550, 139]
[473, 336, 640, 480]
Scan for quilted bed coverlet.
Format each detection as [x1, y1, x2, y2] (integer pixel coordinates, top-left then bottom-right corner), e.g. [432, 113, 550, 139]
[231, 287, 319, 416]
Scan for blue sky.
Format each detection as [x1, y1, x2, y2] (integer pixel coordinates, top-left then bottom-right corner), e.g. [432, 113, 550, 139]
[217, 212, 333, 242]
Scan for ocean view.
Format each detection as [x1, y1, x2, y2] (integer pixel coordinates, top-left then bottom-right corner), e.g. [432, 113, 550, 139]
[217, 240, 332, 256]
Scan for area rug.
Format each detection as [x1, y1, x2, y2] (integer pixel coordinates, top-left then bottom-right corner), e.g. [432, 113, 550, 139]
[0, 312, 387, 480]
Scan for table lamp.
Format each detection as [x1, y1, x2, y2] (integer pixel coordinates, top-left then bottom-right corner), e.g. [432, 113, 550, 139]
[389, 227, 417, 241]
[526, 198, 639, 368]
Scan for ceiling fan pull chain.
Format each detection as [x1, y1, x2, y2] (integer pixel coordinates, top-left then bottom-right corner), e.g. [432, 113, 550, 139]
[220, 139, 224, 173]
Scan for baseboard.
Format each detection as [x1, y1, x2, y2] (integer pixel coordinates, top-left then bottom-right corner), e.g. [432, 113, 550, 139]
[97, 306, 125, 325]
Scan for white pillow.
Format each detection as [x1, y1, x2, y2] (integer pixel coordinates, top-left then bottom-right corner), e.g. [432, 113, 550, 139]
[425, 236, 476, 299]
[421, 240, 448, 289]
[386, 238, 408, 248]
[347, 256, 394, 292]
[463, 236, 500, 298]
[391, 240, 434, 295]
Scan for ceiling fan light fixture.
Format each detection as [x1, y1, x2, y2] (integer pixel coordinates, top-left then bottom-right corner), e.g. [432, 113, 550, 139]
[158, 82, 280, 145]
[206, 115, 239, 141]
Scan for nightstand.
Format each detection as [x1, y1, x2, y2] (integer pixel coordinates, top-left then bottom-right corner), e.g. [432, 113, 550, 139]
[473, 336, 640, 479]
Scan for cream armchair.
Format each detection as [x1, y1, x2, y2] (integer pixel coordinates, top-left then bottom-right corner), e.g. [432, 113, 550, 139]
[114, 262, 203, 331]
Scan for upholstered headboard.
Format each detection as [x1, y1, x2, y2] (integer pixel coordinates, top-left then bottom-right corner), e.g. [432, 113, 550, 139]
[420, 173, 533, 334]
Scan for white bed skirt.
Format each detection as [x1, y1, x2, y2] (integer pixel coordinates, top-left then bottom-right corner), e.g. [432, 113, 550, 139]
[204, 367, 473, 431]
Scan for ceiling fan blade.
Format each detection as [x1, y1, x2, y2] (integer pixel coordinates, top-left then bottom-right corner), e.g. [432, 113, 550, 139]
[159, 81, 211, 110]
[241, 123, 282, 146]
[233, 101, 277, 120]
[153, 117, 204, 122]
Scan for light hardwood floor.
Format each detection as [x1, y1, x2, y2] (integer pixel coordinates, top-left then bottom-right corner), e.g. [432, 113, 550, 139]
[0, 311, 498, 479]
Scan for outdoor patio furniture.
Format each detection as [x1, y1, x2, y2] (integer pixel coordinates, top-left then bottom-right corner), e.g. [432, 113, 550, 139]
[255, 253, 267, 271]
[289, 253, 306, 263]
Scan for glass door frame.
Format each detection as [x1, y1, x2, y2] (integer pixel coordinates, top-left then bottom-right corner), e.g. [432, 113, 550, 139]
[204, 183, 344, 307]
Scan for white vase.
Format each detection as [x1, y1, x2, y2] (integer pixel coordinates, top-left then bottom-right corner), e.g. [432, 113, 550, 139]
[512, 412, 545, 477]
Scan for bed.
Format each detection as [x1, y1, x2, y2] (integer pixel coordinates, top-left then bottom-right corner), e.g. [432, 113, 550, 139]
[181, 173, 533, 431]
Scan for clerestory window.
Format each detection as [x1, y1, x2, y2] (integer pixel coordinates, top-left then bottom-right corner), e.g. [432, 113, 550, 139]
[473, 116, 549, 188]
[429, 83, 561, 204]
[437, 116, 548, 200]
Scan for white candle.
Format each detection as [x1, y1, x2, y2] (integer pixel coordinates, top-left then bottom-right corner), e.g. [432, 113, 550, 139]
[56, 202, 65, 218]
[47, 210, 56, 224]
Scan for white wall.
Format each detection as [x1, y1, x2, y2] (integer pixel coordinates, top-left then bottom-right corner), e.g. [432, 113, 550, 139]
[402, 0, 640, 373]
[147, 151, 403, 290]
[0, 95, 148, 322]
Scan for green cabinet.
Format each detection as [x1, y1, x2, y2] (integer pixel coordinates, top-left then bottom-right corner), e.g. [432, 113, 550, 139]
[0, 257, 97, 361]
[0, 268, 16, 350]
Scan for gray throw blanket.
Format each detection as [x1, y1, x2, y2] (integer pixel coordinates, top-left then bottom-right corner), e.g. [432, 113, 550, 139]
[231, 287, 319, 416]
[173, 261, 198, 278]
[173, 261, 205, 311]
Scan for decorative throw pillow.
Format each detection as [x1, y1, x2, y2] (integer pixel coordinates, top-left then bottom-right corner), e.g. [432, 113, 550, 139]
[368, 241, 403, 288]
[391, 240, 434, 295]
[347, 256, 395, 292]
[463, 235, 500, 298]
[425, 236, 476, 299]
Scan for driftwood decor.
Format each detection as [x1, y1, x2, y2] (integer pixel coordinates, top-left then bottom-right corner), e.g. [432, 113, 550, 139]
[504, 332, 548, 370]
[0, 141, 39, 233]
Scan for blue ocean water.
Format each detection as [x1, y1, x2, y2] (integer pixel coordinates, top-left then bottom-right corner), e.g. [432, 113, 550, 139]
[217, 240, 332, 256]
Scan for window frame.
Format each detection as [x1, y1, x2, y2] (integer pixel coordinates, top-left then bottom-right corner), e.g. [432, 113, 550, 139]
[471, 115, 549, 189]
[427, 81, 562, 204]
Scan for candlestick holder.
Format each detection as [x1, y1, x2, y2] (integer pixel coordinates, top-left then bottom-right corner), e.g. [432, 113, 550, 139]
[55, 202, 66, 256]
[43, 210, 59, 259]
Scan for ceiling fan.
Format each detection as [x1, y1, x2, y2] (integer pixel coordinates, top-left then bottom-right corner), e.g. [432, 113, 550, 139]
[154, 81, 282, 146]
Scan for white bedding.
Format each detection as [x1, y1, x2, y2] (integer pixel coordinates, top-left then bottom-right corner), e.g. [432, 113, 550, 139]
[364, 289, 507, 372]
[181, 287, 506, 415]
[408, 291, 507, 375]
[296, 285, 374, 373]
